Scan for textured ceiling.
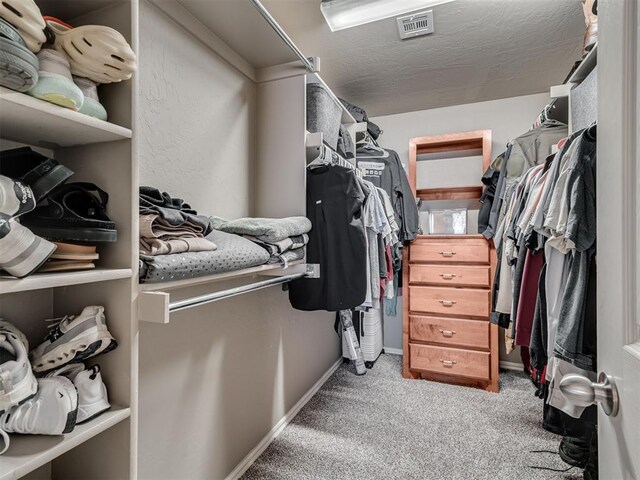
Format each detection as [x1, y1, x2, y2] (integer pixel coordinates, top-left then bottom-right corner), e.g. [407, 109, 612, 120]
[262, 0, 585, 117]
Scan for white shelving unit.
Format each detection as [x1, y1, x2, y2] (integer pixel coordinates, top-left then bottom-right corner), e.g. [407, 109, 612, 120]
[0, 87, 132, 148]
[0, 268, 133, 295]
[0, 408, 131, 480]
[0, 0, 137, 478]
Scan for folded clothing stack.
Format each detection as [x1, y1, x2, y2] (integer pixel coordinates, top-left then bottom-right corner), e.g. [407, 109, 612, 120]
[40, 242, 99, 272]
[210, 216, 311, 267]
[139, 187, 217, 256]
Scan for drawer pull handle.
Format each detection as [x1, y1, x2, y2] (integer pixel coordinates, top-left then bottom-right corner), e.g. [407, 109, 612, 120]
[439, 329, 456, 337]
[440, 273, 457, 280]
[439, 300, 457, 307]
[440, 359, 457, 367]
[439, 251, 456, 257]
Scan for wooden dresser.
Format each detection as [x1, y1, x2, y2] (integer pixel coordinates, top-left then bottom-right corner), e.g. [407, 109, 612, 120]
[403, 130, 499, 392]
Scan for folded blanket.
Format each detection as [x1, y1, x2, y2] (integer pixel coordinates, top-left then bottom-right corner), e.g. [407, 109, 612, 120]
[211, 216, 311, 243]
[140, 214, 207, 240]
[140, 237, 217, 256]
[244, 233, 309, 255]
[140, 187, 213, 235]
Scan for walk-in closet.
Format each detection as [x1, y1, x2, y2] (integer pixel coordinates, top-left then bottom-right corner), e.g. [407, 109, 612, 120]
[0, 0, 638, 479]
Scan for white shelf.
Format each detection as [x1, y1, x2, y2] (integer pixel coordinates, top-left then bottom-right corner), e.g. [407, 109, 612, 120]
[568, 43, 597, 85]
[0, 268, 133, 295]
[0, 87, 132, 148]
[0, 407, 131, 480]
[139, 261, 303, 292]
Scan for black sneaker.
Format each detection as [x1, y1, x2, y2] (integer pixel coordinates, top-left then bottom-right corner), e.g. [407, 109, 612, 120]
[22, 182, 117, 243]
[0, 147, 74, 202]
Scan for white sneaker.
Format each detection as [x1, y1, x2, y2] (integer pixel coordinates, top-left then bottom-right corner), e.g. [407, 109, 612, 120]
[0, 321, 38, 414]
[30, 306, 117, 373]
[0, 213, 56, 278]
[0, 176, 36, 218]
[0, 377, 78, 454]
[47, 363, 110, 424]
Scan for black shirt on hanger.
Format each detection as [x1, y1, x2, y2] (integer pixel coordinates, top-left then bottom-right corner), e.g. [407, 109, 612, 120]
[289, 165, 368, 312]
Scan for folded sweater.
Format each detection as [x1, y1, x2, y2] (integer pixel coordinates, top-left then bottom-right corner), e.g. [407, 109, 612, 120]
[210, 216, 312, 243]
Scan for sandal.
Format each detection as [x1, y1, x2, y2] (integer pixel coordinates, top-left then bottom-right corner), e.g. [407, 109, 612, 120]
[22, 182, 117, 243]
[0, 147, 74, 203]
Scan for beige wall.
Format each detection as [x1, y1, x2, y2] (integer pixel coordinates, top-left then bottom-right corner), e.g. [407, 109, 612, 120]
[137, 2, 339, 478]
[371, 92, 550, 365]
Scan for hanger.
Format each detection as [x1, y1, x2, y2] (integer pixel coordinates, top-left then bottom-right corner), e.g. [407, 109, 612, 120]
[308, 143, 363, 177]
[356, 130, 388, 157]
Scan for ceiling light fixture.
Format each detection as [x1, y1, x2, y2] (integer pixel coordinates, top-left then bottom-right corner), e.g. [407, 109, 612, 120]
[320, 0, 455, 32]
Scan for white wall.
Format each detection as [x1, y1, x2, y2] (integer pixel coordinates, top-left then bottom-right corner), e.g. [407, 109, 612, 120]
[371, 92, 550, 364]
[138, 3, 339, 479]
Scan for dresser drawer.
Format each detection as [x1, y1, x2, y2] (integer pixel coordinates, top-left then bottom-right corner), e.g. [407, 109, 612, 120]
[409, 343, 490, 380]
[410, 242, 489, 264]
[409, 286, 490, 318]
[409, 264, 491, 288]
[410, 315, 490, 350]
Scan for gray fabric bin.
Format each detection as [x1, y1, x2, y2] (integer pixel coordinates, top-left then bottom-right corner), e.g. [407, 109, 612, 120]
[307, 84, 342, 149]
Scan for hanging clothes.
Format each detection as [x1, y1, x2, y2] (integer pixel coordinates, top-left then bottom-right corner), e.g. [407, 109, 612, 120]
[289, 164, 368, 311]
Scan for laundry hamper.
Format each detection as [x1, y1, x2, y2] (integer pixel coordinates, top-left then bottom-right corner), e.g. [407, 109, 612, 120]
[307, 83, 342, 149]
[342, 308, 384, 369]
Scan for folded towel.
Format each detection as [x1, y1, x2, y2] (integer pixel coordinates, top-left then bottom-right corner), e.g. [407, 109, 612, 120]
[139, 236, 218, 256]
[140, 214, 205, 239]
[211, 216, 311, 243]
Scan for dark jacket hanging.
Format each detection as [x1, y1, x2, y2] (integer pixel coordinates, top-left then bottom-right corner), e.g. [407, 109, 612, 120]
[289, 165, 368, 311]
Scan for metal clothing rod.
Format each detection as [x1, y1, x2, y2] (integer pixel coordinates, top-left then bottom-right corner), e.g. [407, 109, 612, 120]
[169, 272, 305, 313]
[249, 0, 315, 72]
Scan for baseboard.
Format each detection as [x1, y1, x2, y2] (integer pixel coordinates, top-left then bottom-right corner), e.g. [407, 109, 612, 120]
[225, 357, 343, 480]
[499, 361, 524, 371]
[383, 347, 403, 356]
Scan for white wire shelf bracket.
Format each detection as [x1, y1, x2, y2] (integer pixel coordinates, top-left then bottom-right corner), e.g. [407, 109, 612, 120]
[139, 263, 319, 324]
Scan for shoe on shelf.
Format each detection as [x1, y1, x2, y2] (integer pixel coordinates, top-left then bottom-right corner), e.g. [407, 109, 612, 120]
[0, 147, 74, 203]
[0, 0, 46, 53]
[0, 18, 39, 92]
[0, 212, 56, 278]
[46, 363, 110, 424]
[0, 321, 38, 414]
[30, 306, 117, 373]
[22, 182, 117, 243]
[73, 76, 107, 121]
[38, 259, 96, 273]
[0, 377, 78, 455]
[50, 242, 98, 261]
[28, 48, 84, 110]
[44, 17, 136, 84]
[0, 175, 36, 218]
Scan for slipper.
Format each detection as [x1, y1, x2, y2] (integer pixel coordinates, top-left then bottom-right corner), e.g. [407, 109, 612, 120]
[0, 213, 56, 278]
[38, 260, 95, 272]
[51, 242, 98, 260]
[28, 48, 83, 110]
[44, 17, 136, 84]
[22, 182, 117, 243]
[73, 76, 107, 120]
[0, 147, 74, 203]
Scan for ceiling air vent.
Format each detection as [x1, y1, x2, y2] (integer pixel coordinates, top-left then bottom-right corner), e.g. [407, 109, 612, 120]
[397, 10, 434, 40]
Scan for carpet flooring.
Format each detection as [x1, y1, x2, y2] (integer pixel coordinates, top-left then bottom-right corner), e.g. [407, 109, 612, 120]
[242, 354, 583, 480]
